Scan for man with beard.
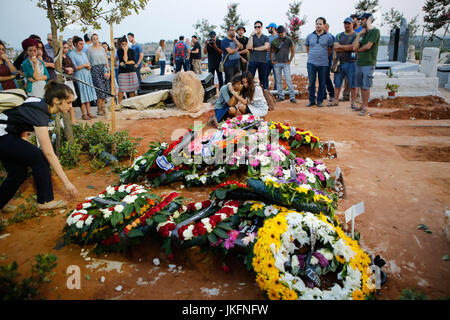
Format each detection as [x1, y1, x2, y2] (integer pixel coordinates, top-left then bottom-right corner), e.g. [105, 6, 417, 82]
[221, 25, 243, 84]
[236, 26, 249, 74]
[353, 13, 380, 116]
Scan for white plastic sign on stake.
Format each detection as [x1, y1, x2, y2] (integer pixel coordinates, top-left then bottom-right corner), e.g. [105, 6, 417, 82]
[345, 201, 365, 239]
[335, 166, 341, 180]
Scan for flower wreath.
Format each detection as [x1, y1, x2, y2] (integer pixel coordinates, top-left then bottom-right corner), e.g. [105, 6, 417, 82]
[252, 210, 375, 300]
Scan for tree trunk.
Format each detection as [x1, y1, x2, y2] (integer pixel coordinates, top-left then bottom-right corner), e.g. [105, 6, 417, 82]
[110, 21, 117, 134]
[47, 0, 74, 146]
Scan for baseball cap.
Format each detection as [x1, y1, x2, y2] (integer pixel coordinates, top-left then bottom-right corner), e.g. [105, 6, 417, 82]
[237, 26, 246, 32]
[343, 17, 354, 24]
[266, 22, 277, 29]
[276, 25, 285, 33]
[208, 31, 216, 37]
[358, 12, 373, 20]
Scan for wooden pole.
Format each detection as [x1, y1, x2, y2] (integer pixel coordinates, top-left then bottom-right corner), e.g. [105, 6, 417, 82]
[110, 21, 116, 133]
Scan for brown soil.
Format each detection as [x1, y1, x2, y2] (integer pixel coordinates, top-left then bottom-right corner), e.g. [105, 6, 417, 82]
[395, 145, 450, 162]
[1, 95, 449, 301]
[369, 96, 449, 109]
[269, 74, 309, 100]
[369, 96, 450, 120]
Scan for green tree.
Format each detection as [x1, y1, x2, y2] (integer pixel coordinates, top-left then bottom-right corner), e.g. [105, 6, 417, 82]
[285, 1, 307, 48]
[193, 18, 217, 42]
[35, 0, 149, 133]
[354, 0, 379, 16]
[382, 8, 420, 39]
[423, 0, 450, 52]
[221, 2, 248, 35]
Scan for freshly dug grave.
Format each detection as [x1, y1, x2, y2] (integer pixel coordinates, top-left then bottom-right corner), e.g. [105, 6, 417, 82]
[371, 106, 450, 120]
[369, 96, 449, 109]
[269, 74, 309, 100]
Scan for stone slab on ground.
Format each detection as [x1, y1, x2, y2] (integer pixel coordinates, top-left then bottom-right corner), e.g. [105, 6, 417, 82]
[119, 90, 170, 110]
[112, 103, 213, 120]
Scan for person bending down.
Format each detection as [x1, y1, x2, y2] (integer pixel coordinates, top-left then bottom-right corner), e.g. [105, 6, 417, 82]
[210, 73, 246, 128]
[0, 80, 79, 213]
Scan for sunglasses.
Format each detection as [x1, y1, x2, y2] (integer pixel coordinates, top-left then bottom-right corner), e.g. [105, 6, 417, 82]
[254, 25, 262, 29]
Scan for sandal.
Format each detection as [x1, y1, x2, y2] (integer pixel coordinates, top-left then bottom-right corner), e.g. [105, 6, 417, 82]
[327, 101, 339, 107]
[88, 114, 97, 118]
[82, 114, 91, 120]
[1, 204, 17, 214]
[352, 106, 362, 112]
[358, 109, 368, 116]
[37, 200, 68, 210]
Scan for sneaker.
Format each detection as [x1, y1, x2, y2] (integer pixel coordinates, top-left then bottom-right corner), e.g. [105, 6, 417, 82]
[37, 200, 68, 210]
[358, 109, 368, 116]
[317, 102, 323, 107]
[290, 98, 297, 103]
[306, 102, 315, 107]
[276, 97, 284, 102]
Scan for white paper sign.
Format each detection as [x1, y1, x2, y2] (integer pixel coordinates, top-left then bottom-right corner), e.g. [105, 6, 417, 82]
[345, 201, 365, 223]
[335, 166, 341, 179]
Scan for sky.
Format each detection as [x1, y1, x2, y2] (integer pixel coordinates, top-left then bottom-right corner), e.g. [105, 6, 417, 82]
[0, 0, 440, 49]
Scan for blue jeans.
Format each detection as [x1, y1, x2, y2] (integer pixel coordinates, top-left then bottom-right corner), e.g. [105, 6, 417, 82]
[274, 63, 295, 100]
[334, 62, 357, 88]
[249, 61, 269, 89]
[136, 64, 142, 87]
[267, 59, 278, 90]
[307, 63, 328, 104]
[159, 61, 166, 75]
[326, 66, 335, 100]
[175, 59, 188, 72]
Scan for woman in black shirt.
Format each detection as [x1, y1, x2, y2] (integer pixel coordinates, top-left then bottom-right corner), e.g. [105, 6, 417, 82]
[0, 81, 79, 213]
[117, 36, 139, 104]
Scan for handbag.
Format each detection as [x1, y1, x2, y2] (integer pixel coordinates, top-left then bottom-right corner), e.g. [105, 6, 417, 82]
[219, 53, 229, 73]
[331, 32, 354, 74]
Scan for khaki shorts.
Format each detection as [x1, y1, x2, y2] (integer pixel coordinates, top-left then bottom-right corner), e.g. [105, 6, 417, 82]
[192, 59, 202, 74]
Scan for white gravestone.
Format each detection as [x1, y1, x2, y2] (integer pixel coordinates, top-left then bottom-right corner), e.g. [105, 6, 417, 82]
[419, 47, 440, 78]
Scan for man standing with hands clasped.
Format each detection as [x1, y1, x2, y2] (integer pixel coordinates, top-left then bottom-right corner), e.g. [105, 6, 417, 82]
[247, 20, 270, 89]
[352, 12, 380, 116]
[221, 25, 243, 84]
[271, 25, 296, 103]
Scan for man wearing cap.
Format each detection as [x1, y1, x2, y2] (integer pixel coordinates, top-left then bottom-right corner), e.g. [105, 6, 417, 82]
[204, 31, 224, 88]
[266, 22, 278, 90]
[237, 26, 249, 74]
[305, 17, 334, 107]
[247, 20, 270, 89]
[330, 17, 358, 108]
[270, 25, 296, 103]
[353, 12, 380, 116]
[191, 35, 202, 74]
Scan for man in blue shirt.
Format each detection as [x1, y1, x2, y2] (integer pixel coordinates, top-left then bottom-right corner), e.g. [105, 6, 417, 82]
[305, 17, 334, 107]
[173, 36, 189, 73]
[266, 22, 278, 90]
[128, 32, 144, 87]
[221, 25, 243, 84]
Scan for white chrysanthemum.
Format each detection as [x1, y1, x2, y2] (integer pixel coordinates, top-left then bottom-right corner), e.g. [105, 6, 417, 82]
[264, 205, 279, 217]
[75, 220, 84, 229]
[305, 158, 314, 167]
[183, 225, 194, 240]
[199, 176, 207, 184]
[98, 193, 105, 198]
[114, 205, 124, 213]
[194, 202, 203, 210]
[133, 165, 140, 171]
[123, 195, 138, 204]
[201, 218, 213, 233]
[306, 173, 316, 184]
[85, 215, 94, 226]
[106, 186, 115, 195]
[316, 164, 326, 172]
[317, 248, 334, 261]
[118, 185, 125, 193]
[140, 159, 147, 165]
[161, 142, 168, 148]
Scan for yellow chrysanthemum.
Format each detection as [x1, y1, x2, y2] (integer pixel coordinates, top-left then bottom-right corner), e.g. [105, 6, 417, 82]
[283, 289, 298, 300]
[305, 135, 311, 143]
[295, 186, 309, 194]
[267, 288, 281, 300]
[250, 202, 264, 212]
[283, 131, 290, 139]
[352, 289, 365, 300]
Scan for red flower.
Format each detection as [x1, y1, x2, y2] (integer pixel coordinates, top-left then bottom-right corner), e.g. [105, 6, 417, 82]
[209, 215, 222, 227]
[220, 207, 235, 217]
[221, 264, 231, 273]
[76, 203, 83, 210]
[295, 134, 302, 141]
[311, 136, 317, 143]
[168, 254, 175, 261]
[178, 225, 189, 240]
[193, 223, 207, 237]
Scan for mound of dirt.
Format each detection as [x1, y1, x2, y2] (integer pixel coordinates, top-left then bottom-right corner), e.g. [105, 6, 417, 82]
[369, 96, 449, 109]
[371, 106, 450, 120]
[269, 74, 309, 100]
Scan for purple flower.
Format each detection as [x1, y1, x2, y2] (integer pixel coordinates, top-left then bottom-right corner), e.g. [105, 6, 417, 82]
[297, 254, 305, 269]
[266, 144, 272, 151]
[313, 252, 329, 268]
[210, 238, 223, 247]
[296, 173, 307, 184]
[249, 158, 260, 167]
[296, 158, 305, 166]
[317, 172, 325, 182]
[224, 238, 235, 250]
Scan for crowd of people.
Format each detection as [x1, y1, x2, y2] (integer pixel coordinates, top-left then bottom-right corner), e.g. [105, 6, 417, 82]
[0, 12, 380, 124]
[1, 32, 146, 122]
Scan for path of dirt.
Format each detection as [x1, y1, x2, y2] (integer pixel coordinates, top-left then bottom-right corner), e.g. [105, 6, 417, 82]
[1, 96, 449, 300]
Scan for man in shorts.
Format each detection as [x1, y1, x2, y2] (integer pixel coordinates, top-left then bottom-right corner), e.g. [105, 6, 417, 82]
[353, 13, 380, 116]
[330, 17, 357, 108]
